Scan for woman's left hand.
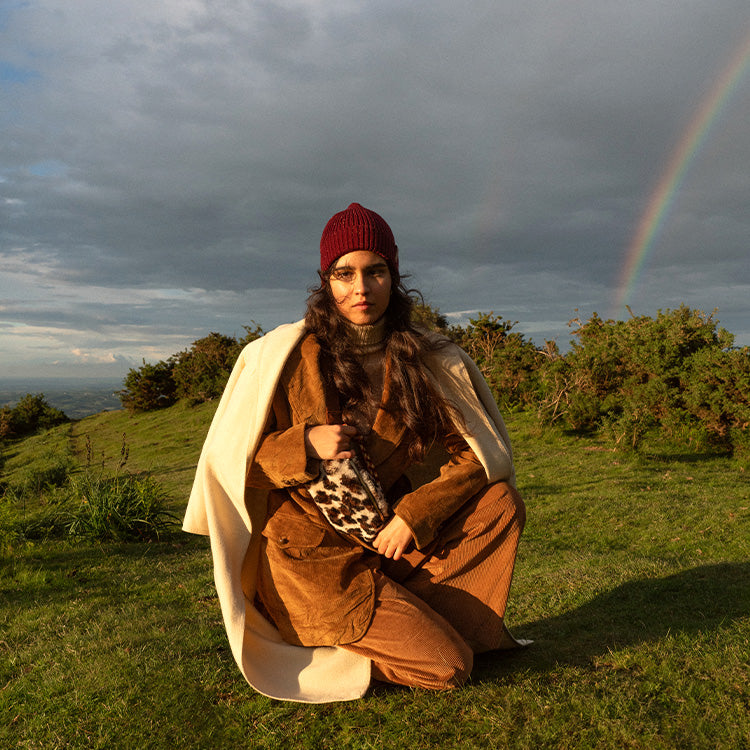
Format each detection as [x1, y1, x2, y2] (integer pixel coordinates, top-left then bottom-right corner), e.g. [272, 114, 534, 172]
[373, 516, 415, 561]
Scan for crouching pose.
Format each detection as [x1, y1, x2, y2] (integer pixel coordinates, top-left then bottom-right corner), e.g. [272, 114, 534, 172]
[184, 203, 526, 703]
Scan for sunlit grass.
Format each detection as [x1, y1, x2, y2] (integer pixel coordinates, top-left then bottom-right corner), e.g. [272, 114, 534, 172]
[1, 407, 748, 748]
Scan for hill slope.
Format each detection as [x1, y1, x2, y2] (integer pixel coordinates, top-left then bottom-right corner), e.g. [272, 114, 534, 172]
[1, 402, 749, 748]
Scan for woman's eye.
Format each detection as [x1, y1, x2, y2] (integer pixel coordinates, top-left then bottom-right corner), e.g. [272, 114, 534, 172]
[332, 270, 354, 282]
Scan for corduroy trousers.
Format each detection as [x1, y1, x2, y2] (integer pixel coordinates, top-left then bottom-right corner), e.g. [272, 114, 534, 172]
[341, 480, 525, 690]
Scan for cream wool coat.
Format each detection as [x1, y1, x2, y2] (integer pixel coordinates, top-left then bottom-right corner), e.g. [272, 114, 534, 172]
[183, 319, 516, 703]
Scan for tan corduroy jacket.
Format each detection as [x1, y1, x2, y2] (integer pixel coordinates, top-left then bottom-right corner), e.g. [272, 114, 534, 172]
[183, 320, 515, 703]
[248, 331, 493, 648]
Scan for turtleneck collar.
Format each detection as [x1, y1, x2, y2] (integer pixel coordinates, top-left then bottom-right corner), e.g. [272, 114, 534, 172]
[344, 317, 387, 355]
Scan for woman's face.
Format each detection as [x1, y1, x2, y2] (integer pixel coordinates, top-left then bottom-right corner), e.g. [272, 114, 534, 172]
[328, 250, 392, 326]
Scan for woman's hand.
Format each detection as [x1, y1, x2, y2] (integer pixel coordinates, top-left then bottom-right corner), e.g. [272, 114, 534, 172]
[374, 516, 415, 561]
[304, 424, 359, 460]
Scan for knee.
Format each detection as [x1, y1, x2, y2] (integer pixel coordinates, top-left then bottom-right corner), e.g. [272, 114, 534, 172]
[508, 484, 526, 532]
[486, 480, 526, 531]
[370, 637, 473, 691]
[427, 641, 474, 690]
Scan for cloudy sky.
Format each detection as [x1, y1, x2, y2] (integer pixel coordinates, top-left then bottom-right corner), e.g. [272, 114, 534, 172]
[2, 0, 749, 381]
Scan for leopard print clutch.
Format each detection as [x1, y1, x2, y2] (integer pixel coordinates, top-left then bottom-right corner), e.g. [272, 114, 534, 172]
[306, 447, 391, 547]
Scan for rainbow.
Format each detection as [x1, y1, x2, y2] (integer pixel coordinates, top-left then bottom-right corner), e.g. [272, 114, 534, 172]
[613, 28, 750, 316]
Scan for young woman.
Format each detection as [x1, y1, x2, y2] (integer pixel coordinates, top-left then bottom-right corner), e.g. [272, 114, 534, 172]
[184, 203, 526, 703]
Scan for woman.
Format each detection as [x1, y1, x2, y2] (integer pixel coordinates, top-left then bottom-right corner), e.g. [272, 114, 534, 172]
[184, 203, 525, 703]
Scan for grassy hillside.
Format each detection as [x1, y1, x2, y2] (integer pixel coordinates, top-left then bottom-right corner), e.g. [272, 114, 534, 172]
[1, 402, 749, 748]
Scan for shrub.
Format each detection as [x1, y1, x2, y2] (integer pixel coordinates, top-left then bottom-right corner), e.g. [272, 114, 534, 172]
[536, 306, 748, 452]
[679, 344, 750, 452]
[117, 324, 264, 412]
[454, 313, 552, 411]
[118, 359, 177, 413]
[0, 394, 68, 439]
[0, 406, 12, 439]
[172, 332, 239, 403]
[237, 322, 265, 349]
[411, 301, 453, 335]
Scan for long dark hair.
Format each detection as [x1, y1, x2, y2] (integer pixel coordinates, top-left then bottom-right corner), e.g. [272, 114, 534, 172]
[305, 267, 461, 461]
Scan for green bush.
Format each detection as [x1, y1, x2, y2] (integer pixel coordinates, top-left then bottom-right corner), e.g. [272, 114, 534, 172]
[411, 301, 453, 334]
[680, 345, 750, 448]
[0, 394, 68, 439]
[117, 324, 264, 412]
[536, 306, 749, 452]
[172, 332, 240, 403]
[118, 359, 178, 413]
[454, 313, 552, 412]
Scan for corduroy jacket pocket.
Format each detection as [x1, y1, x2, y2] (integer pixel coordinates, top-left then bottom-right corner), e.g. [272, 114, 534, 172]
[257, 509, 376, 646]
[265, 512, 327, 559]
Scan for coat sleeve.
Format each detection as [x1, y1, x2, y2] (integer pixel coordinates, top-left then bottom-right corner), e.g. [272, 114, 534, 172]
[394, 434, 488, 548]
[246, 385, 321, 490]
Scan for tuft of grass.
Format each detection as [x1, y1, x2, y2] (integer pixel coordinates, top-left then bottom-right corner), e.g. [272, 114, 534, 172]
[62, 435, 179, 542]
[1, 430, 179, 548]
[65, 470, 177, 542]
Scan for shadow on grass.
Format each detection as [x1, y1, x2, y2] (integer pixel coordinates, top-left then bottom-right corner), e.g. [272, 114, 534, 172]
[475, 561, 750, 679]
[0, 534, 211, 607]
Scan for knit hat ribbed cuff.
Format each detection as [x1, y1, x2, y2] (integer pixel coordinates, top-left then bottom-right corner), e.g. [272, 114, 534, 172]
[320, 203, 399, 273]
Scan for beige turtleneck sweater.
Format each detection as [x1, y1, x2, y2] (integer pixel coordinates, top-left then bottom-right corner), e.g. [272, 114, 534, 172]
[343, 319, 387, 432]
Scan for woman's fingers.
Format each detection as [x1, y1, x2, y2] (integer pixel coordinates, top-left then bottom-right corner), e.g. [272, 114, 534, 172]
[304, 424, 358, 459]
[373, 516, 415, 560]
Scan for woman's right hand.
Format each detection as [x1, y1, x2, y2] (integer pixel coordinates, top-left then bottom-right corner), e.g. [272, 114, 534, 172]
[304, 424, 359, 460]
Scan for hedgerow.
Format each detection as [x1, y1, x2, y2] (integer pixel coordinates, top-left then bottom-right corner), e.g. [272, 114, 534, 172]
[113, 304, 749, 455]
[535, 306, 749, 453]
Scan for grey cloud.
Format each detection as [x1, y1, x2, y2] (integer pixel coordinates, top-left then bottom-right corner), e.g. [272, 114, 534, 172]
[1, 0, 749, 376]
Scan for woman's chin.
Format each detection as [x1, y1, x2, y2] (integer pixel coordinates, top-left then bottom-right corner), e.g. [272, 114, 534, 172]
[344, 309, 379, 325]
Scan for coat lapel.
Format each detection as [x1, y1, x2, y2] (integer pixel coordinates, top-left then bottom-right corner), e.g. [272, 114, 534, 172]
[285, 334, 331, 427]
[367, 354, 408, 466]
[286, 335, 408, 466]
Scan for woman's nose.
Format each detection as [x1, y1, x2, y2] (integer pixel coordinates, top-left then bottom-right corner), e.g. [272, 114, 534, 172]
[353, 272, 368, 293]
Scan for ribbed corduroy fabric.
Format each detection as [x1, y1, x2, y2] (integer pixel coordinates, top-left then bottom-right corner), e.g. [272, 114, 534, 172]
[320, 203, 399, 273]
[341, 481, 526, 689]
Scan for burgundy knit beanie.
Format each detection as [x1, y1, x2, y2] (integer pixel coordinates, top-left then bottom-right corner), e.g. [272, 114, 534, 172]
[319, 203, 399, 274]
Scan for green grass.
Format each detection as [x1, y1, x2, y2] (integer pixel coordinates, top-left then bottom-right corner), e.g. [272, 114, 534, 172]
[2, 406, 749, 748]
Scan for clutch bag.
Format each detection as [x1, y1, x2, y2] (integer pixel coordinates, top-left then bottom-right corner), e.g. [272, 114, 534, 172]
[306, 445, 390, 546]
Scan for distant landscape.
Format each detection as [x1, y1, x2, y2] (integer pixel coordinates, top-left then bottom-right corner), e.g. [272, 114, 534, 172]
[0, 378, 123, 419]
